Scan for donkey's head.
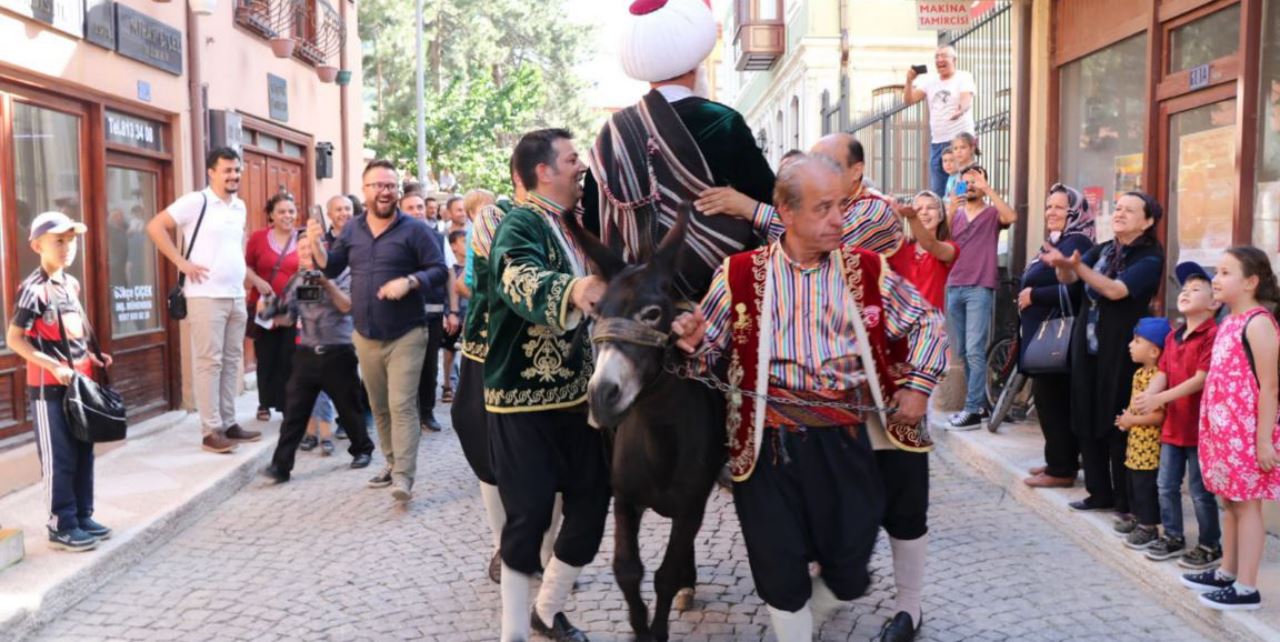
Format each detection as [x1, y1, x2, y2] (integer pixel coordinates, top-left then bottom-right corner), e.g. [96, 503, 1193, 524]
[564, 203, 691, 427]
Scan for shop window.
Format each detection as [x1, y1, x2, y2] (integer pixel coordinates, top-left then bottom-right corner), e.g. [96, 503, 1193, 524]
[12, 102, 85, 290]
[1057, 34, 1148, 242]
[105, 168, 162, 337]
[1167, 99, 1237, 269]
[1254, 0, 1280, 264]
[282, 141, 305, 159]
[1169, 5, 1240, 74]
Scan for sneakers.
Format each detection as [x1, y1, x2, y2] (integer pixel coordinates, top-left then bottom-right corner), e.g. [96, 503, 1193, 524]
[1111, 515, 1138, 536]
[367, 466, 393, 488]
[1068, 498, 1115, 512]
[1123, 525, 1159, 550]
[1179, 544, 1223, 570]
[79, 518, 112, 540]
[1200, 584, 1262, 611]
[1144, 534, 1186, 561]
[201, 431, 237, 454]
[48, 527, 98, 552]
[320, 439, 336, 456]
[391, 478, 413, 501]
[335, 426, 349, 440]
[351, 453, 372, 469]
[948, 411, 986, 430]
[1181, 569, 1234, 592]
[299, 435, 319, 452]
[225, 424, 262, 442]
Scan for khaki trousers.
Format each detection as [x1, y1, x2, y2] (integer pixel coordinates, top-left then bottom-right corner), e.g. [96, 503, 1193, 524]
[354, 326, 428, 486]
[187, 297, 248, 437]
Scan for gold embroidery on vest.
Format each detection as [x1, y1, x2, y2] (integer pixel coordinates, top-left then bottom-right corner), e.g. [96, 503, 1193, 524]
[520, 326, 574, 382]
[501, 262, 541, 310]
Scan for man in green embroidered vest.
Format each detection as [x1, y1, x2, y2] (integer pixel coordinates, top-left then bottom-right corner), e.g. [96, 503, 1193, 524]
[487, 128, 609, 642]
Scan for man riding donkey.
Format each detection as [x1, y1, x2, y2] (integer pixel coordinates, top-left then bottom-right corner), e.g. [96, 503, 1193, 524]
[672, 155, 948, 642]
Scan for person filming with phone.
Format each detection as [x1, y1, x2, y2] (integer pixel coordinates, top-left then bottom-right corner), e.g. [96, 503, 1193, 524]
[905, 45, 977, 197]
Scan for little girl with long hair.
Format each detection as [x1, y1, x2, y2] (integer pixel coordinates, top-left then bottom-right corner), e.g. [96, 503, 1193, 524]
[1181, 246, 1280, 610]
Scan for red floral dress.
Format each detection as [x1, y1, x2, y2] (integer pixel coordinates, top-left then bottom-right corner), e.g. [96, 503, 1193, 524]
[1199, 307, 1280, 501]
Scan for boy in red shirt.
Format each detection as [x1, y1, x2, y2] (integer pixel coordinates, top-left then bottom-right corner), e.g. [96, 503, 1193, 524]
[1131, 262, 1221, 568]
[6, 212, 114, 551]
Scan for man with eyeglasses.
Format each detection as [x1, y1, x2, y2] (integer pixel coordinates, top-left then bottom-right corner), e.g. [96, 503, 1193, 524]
[307, 160, 448, 502]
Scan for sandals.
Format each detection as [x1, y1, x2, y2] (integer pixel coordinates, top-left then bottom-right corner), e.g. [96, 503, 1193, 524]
[441, 387, 454, 403]
[256, 407, 271, 421]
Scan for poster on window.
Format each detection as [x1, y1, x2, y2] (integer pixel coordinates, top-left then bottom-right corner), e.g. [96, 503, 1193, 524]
[1175, 126, 1236, 266]
[113, 284, 154, 330]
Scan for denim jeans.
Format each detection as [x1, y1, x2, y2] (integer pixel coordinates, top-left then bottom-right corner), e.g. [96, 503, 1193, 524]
[945, 285, 994, 413]
[311, 391, 335, 423]
[929, 141, 950, 196]
[1157, 444, 1221, 548]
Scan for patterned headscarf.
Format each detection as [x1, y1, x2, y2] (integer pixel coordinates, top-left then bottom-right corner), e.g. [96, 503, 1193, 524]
[1048, 183, 1095, 242]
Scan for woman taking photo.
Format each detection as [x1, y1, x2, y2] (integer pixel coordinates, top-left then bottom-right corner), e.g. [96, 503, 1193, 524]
[1043, 192, 1165, 513]
[246, 193, 300, 422]
[892, 189, 957, 309]
[1020, 184, 1095, 489]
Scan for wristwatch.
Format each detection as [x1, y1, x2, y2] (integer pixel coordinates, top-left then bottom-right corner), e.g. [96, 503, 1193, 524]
[406, 275, 420, 290]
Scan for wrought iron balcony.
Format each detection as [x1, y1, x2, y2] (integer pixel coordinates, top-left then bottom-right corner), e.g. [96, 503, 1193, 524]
[234, 0, 346, 66]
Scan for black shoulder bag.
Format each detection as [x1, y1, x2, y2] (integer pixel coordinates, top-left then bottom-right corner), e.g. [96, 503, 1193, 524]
[1020, 284, 1076, 375]
[167, 194, 209, 321]
[54, 294, 127, 443]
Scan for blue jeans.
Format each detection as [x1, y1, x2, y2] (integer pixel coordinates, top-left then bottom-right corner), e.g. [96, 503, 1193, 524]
[31, 388, 94, 532]
[945, 285, 994, 414]
[311, 391, 335, 423]
[1157, 444, 1221, 548]
[929, 141, 950, 196]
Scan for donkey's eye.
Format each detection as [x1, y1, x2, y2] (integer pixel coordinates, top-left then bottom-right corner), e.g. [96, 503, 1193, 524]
[636, 305, 663, 326]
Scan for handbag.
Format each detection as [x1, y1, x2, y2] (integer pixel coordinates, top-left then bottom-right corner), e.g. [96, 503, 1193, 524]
[1020, 285, 1076, 375]
[247, 230, 296, 340]
[53, 294, 127, 443]
[166, 194, 209, 321]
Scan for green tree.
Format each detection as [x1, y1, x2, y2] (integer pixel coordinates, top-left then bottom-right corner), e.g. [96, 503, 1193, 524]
[360, 0, 594, 192]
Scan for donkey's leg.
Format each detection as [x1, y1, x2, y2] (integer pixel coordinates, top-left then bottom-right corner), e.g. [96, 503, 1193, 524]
[651, 508, 706, 642]
[613, 499, 652, 640]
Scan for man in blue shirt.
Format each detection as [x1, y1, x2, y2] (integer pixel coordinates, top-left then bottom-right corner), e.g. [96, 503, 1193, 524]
[308, 160, 448, 502]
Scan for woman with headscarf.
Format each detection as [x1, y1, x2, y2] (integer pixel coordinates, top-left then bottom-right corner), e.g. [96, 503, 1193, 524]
[1019, 184, 1095, 488]
[1044, 192, 1166, 514]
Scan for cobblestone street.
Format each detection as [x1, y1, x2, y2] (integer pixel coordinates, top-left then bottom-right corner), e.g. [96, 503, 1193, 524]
[30, 417, 1213, 642]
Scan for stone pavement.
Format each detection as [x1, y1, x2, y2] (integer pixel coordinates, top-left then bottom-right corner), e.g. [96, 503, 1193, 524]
[28, 413, 1217, 642]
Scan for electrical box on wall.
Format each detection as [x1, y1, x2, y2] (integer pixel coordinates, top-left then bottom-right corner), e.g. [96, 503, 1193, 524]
[208, 110, 244, 156]
[316, 142, 334, 179]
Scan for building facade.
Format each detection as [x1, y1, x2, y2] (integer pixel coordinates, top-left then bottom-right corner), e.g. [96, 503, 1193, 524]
[0, 0, 363, 442]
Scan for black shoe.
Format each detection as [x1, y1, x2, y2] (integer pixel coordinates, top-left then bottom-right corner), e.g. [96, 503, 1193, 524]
[262, 464, 290, 484]
[1181, 569, 1234, 592]
[488, 550, 502, 584]
[335, 427, 349, 440]
[367, 466, 393, 488]
[320, 439, 336, 456]
[48, 527, 98, 552]
[1179, 544, 1223, 570]
[1068, 499, 1115, 512]
[1123, 525, 1159, 550]
[421, 417, 443, 432]
[79, 518, 112, 540]
[1145, 534, 1186, 561]
[299, 435, 319, 452]
[878, 611, 921, 642]
[351, 453, 372, 469]
[531, 611, 589, 642]
[1200, 584, 1261, 610]
[948, 412, 984, 430]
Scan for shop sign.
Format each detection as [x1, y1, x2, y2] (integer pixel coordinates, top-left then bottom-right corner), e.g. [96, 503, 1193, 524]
[112, 285, 154, 326]
[105, 110, 164, 152]
[268, 74, 288, 122]
[0, 0, 83, 38]
[84, 0, 114, 50]
[916, 1, 970, 30]
[115, 4, 183, 75]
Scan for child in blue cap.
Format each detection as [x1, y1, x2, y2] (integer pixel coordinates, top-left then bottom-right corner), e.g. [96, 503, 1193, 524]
[1113, 316, 1172, 550]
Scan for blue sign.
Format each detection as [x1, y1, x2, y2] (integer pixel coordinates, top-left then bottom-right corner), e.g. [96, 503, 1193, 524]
[137, 80, 151, 103]
[1189, 63, 1212, 91]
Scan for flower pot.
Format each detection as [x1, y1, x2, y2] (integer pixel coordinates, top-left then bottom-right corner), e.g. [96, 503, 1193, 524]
[270, 37, 296, 59]
[189, 0, 215, 14]
[316, 65, 339, 83]
[335, 70, 353, 86]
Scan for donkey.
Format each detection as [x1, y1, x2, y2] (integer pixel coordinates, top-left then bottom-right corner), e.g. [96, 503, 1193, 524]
[564, 204, 726, 642]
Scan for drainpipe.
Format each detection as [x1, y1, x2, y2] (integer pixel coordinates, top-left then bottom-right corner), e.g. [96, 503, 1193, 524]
[1012, 0, 1031, 274]
[186, 7, 206, 189]
[339, 0, 351, 190]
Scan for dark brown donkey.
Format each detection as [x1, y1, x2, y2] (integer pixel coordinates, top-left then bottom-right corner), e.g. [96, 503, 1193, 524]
[564, 204, 726, 642]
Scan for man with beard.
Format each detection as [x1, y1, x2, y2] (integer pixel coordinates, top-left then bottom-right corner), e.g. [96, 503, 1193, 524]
[307, 160, 448, 502]
[149, 147, 261, 454]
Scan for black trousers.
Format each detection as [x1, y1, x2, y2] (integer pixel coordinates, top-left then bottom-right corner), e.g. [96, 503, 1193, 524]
[733, 426, 885, 612]
[1032, 374, 1079, 479]
[489, 408, 612, 575]
[876, 448, 929, 540]
[1129, 468, 1160, 526]
[1079, 428, 1130, 512]
[417, 314, 444, 421]
[450, 357, 494, 483]
[271, 346, 375, 474]
[254, 326, 297, 412]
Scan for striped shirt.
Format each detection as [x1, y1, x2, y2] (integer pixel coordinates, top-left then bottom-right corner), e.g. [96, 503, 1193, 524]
[470, 204, 505, 262]
[522, 192, 589, 278]
[12, 269, 94, 389]
[751, 186, 904, 257]
[698, 242, 947, 394]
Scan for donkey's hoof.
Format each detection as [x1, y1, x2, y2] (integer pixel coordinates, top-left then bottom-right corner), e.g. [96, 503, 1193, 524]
[674, 587, 696, 612]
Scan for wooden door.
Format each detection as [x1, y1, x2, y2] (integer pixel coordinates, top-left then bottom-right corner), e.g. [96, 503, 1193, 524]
[241, 150, 269, 231]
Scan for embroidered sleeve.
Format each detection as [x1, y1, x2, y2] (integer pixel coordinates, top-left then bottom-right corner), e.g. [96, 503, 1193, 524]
[880, 258, 948, 394]
[844, 199, 904, 256]
[491, 212, 581, 333]
[750, 203, 785, 244]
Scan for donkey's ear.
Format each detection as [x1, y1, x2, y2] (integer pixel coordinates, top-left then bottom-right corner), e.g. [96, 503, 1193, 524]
[564, 209, 625, 280]
[652, 201, 691, 271]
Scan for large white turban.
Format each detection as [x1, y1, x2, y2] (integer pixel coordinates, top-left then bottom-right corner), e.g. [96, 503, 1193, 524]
[618, 0, 718, 83]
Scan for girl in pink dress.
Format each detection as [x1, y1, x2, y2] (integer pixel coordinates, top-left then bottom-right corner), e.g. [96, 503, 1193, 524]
[1183, 246, 1280, 610]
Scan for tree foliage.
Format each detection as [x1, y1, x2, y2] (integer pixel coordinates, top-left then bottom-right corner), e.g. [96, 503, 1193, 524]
[359, 0, 594, 192]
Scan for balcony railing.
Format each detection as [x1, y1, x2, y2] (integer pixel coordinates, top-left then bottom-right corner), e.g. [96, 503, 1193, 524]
[234, 0, 345, 67]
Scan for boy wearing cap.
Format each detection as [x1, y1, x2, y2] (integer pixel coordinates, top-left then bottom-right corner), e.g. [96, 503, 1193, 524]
[1131, 263, 1222, 568]
[1113, 316, 1171, 551]
[5, 212, 113, 552]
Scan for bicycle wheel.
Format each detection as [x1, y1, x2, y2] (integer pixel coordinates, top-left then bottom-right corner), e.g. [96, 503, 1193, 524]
[988, 371, 1026, 433]
[985, 335, 1019, 409]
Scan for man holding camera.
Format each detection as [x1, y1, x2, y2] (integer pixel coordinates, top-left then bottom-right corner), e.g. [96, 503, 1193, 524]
[904, 45, 976, 197]
[263, 235, 375, 482]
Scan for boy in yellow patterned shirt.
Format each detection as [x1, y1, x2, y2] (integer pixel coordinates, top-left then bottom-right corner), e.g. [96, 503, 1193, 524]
[1114, 316, 1172, 550]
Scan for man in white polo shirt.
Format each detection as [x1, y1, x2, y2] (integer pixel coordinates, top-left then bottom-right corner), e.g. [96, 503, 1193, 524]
[147, 147, 262, 454]
[905, 44, 977, 197]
